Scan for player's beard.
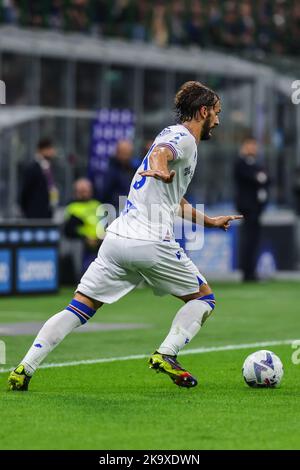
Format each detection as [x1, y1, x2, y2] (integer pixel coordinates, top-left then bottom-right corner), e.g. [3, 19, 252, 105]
[201, 118, 213, 141]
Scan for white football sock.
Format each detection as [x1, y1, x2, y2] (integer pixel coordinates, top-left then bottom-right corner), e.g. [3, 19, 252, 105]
[21, 310, 81, 375]
[157, 298, 214, 356]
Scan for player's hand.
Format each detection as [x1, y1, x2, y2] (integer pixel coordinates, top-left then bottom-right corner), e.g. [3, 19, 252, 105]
[138, 169, 176, 184]
[212, 215, 243, 231]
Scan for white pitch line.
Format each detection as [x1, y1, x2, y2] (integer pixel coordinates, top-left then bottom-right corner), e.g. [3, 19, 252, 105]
[0, 338, 298, 374]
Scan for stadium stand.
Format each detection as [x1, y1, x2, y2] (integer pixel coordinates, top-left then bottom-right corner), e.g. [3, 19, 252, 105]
[0, 0, 299, 56]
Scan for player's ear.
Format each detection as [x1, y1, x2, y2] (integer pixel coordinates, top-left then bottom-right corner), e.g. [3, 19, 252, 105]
[199, 106, 208, 119]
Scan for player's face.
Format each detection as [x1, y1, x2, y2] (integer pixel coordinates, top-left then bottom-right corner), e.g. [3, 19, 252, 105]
[201, 100, 221, 140]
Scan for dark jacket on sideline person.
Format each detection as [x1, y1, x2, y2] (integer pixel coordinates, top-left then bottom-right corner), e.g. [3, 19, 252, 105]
[234, 156, 269, 216]
[100, 158, 136, 209]
[19, 161, 52, 219]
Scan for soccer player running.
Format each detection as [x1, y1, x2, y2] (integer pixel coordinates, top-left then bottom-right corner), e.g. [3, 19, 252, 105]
[8, 81, 242, 391]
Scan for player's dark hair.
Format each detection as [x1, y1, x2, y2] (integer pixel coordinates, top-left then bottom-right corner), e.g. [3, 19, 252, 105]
[37, 138, 54, 150]
[175, 81, 220, 123]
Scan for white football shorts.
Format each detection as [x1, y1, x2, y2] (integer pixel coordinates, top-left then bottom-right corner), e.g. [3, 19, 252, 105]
[76, 233, 207, 304]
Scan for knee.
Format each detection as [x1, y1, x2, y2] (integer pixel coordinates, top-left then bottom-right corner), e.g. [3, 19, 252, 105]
[199, 282, 213, 295]
[196, 283, 216, 310]
[75, 292, 103, 311]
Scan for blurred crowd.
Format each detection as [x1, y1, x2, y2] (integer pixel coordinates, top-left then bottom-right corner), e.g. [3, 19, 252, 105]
[1, 0, 299, 56]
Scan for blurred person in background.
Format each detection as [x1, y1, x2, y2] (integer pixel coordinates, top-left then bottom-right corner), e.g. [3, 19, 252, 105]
[19, 138, 59, 219]
[151, 1, 169, 47]
[92, 0, 109, 36]
[100, 139, 137, 210]
[169, 0, 186, 45]
[221, 1, 240, 51]
[65, 0, 90, 32]
[238, 1, 256, 51]
[207, 0, 222, 47]
[110, 0, 133, 39]
[186, 0, 206, 47]
[2, 0, 18, 24]
[65, 178, 104, 272]
[49, 0, 64, 30]
[234, 137, 269, 281]
[131, 0, 150, 42]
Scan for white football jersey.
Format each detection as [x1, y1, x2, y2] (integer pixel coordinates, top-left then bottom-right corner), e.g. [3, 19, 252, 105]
[106, 124, 198, 241]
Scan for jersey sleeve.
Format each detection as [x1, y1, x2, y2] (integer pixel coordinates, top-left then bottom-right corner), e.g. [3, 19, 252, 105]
[154, 128, 193, 161]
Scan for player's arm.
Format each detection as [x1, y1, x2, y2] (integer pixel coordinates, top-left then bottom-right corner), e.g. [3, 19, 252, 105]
[180, 198, 243, 231]
[139, 146, 175, 184]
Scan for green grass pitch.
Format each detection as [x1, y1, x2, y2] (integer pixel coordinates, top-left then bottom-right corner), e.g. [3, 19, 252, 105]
[0, 281, 299, 450]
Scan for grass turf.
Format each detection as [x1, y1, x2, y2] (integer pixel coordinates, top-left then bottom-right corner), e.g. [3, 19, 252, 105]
[0, 281, 300, 450]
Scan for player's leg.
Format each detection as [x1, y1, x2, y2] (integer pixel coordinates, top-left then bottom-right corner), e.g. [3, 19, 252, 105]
[149, 283, 215, 388]
[8, 293, 102, 391]
[144, 242, 215, 388]
[8, 234, 142, 391]
[157, 282, 215, 356]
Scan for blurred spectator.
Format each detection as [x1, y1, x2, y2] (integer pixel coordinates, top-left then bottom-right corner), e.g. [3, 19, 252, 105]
[272, 2, 288, 54]
[49, 0, 64, 30]
[100, 139, 136, 210]
[239, 2, 256, 51]
[290, 3, 300, 55]
[19, 138, 59, 219]
[2, 0, 18, 24]
[186, 0, 206, 47]
[110, 0, 133, 39]
[65, 0, 90, 33]
[207, 0, 222, 47]
[131, 0, 150, 42]
[29, 3, 44, 28]
[234, 138, 269, 281]
[151, 2, 168, 47]
[257, 8, 273, 52]
[92, 0, 109, 36]
[169, 0, 186, 45]
[65, 178, 104, 272]
[221, 1, 240, 51]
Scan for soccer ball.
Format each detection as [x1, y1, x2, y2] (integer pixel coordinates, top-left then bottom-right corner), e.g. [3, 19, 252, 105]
[242, 350, 284, 388]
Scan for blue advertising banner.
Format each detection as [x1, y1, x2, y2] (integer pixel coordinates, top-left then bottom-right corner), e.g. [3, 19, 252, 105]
[0, 249, 12, 294]
[186, 228, 236, 274]
[174, 218, 238, 275]
[17, 248, 58, 293]
[89, 108, 135, 198]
